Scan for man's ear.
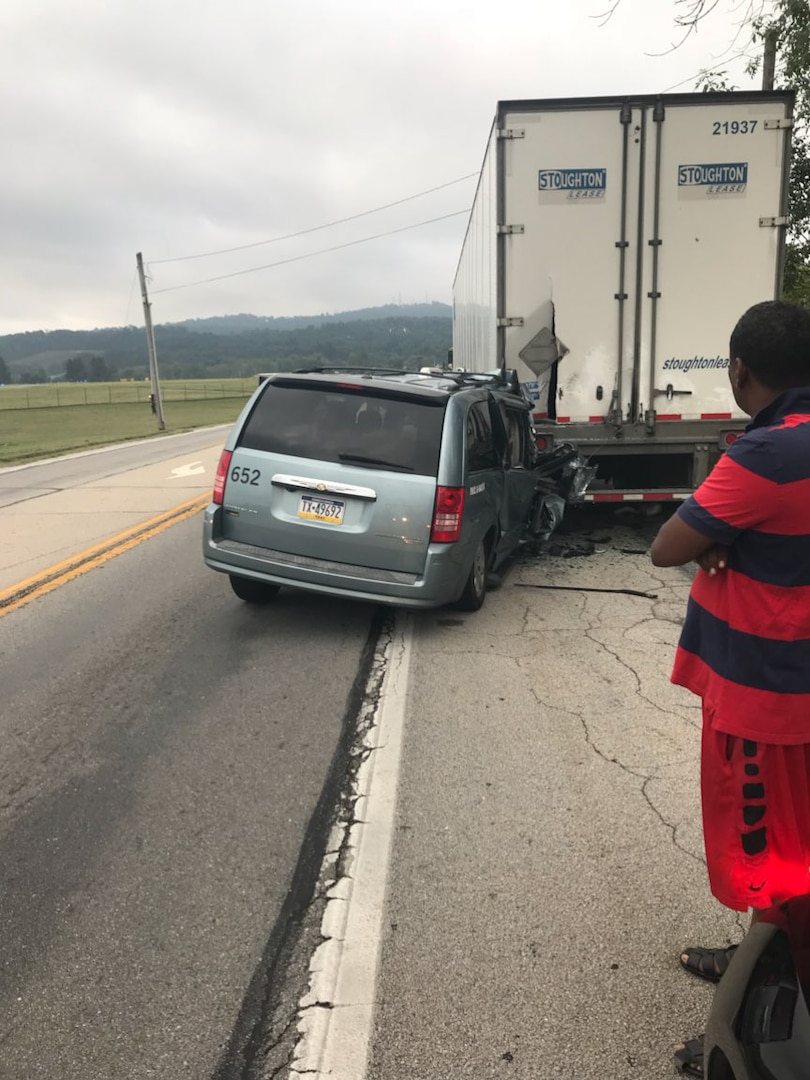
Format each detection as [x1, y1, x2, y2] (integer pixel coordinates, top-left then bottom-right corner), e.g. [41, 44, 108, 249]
[730, 356, 749, 392]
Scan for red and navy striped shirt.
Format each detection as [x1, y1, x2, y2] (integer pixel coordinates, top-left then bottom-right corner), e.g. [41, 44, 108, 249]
[672, 387, 810, 744]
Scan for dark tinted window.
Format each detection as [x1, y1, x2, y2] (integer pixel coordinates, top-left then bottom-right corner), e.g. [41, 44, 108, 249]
[466, 401, 499, 471]
[239, 383, 446, 476]
[499, 405, 531, 468]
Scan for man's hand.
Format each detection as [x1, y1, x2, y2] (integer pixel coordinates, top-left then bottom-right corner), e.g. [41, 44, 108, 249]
[696, 545, 729, 576]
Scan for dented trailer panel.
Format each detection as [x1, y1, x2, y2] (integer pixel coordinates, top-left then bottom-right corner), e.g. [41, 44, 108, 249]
[453, 91, 793, 496]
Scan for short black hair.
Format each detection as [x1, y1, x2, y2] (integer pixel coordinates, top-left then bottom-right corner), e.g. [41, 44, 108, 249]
[730, 300, 810, 391]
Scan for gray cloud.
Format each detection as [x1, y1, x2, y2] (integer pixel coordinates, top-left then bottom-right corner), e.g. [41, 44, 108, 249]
[0, 0, 759, 332]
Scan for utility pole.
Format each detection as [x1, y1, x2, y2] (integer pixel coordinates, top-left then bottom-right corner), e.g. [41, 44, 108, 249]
[136, 252, 165, 431]
[762, 25, 778, 91]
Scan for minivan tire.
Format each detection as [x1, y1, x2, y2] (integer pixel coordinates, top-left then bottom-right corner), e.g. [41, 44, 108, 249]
[229, 575, 281, 603]
[454, 539, 488, 611]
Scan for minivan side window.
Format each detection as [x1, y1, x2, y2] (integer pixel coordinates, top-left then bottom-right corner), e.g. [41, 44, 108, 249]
[499, 406, 530, 468]
[466, 402, 499, 472]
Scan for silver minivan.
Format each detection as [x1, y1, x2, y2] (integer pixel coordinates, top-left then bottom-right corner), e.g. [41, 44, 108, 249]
[202, 369, 544, 611]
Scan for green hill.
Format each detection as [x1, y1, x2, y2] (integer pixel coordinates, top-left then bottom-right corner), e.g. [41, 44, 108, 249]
[0, 304, 452, 382]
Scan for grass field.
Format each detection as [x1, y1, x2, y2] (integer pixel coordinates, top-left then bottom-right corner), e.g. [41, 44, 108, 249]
[0, 386, 253, 467]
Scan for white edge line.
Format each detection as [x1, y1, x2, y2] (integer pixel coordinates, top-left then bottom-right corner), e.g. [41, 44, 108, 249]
[291, 611, 413, 1079]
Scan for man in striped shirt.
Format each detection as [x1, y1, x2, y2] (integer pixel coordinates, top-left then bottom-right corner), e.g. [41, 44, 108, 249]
[651, 300, 810, 1076]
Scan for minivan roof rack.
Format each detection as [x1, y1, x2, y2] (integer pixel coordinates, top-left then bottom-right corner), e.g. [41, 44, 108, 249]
[291, 365, 411, 376]
[284, 365, 525, 398]
[438, 368, 522, 394]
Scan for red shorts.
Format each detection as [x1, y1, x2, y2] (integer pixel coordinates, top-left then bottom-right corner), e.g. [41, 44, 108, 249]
[701, 705, 810, 911]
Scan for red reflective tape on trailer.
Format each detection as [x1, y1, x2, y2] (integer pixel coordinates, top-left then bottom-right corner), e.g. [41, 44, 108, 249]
[643, 493, 674, 500]
[701, 412, 733, 420]
[556, 416, 571, 424]
[588, 416, 605, 423]
[591, 493, 625, 502]
[533, 412, 548, 420]
[656, 414, 682, 421]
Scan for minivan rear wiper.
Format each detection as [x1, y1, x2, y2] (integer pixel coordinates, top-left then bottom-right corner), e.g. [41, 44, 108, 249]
[338, 453, 414, 472]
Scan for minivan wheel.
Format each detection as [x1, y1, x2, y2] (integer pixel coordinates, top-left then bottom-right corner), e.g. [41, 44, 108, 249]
[455, 540, 488, 611]
[229, 575, 281, 603]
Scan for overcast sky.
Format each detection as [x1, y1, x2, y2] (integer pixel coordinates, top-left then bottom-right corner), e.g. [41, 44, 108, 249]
[0, 0, 765, 333]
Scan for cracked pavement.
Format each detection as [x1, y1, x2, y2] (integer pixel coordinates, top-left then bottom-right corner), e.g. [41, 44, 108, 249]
[365, 516, 743, 1080]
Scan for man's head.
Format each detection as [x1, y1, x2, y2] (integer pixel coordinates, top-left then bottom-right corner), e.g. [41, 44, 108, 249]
[729, 300, 810, 414]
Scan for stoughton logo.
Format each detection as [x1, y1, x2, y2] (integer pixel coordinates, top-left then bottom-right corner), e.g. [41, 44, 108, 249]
[538, 168, 607, 200]
[678, 162, 748, 194]
[663, 355, 729, 374]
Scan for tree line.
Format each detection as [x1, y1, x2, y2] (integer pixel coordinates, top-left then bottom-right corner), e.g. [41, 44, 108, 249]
[0, 313, 453, 385]
[0, 352, 112, 385]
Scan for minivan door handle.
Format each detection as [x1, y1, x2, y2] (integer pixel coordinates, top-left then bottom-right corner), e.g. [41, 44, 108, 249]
[271, 473, 377, 501]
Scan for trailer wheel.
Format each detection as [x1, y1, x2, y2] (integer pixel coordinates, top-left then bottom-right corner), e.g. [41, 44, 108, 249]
[454, 539, 488, 612]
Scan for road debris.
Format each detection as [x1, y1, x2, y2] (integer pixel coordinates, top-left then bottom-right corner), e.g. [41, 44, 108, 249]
[515, 582, 658, 600]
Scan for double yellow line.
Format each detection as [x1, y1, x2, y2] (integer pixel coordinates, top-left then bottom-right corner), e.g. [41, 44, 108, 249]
[0, 494, 210, 618]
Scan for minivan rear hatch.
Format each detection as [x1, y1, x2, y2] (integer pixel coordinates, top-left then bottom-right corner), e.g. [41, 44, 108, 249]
[220, 377, 448, 575]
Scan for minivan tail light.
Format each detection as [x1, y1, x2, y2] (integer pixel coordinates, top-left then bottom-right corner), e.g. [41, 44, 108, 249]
[213, 449, 233, 504]
[431, 486, 465, 543]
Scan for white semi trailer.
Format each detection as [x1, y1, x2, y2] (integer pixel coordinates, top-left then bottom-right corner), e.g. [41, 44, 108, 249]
[453, 91, 794, 502]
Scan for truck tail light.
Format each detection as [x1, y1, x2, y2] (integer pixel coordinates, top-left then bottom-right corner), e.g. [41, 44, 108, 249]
[723, 432, 739, 447]
[213, 449, 233, 504]
[431, 486, 465, 543]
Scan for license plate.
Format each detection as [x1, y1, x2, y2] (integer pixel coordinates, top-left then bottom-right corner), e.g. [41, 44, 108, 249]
[298, 494, 346, 524]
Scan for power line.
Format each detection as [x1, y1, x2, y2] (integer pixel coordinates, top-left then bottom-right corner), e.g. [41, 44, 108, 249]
[151, 209, 471, 295]
[149, 172, 478, 265]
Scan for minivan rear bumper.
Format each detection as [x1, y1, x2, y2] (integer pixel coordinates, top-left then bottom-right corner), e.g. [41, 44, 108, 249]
[202, 504, 469, 608]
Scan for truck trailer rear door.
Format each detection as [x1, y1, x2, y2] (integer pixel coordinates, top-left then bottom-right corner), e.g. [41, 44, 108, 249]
[498, 100, 643, 426]
[639, 96, 792, 429]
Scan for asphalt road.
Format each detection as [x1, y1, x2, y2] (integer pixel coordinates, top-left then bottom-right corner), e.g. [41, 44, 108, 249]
[0, 426, 237, 505]
[0, 436, 379, 1078]
[0, 435, 741, 1080]
[273, 511, 746, 1080]
[361, 518, 743, 1080]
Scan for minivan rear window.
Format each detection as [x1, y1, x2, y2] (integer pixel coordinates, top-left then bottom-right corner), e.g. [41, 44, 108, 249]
[239, 383, 446, 476]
